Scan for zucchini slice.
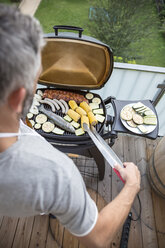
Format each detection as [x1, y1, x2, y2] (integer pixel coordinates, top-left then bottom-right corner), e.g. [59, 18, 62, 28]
[36, 114, 47, 124]
[52, 127, 65, 135]
[64, 115, 72, 122]
[127, 120, 137, 128]
[34, 123, 41, 129]
[144, 110, 155, 116]
[132, 114, 144, 124]
[93, 108, 104, 115]
[86, 93, 94, 100]
[95, 114, 105, 123]
[89, 103, 99, 110]
[92, 97, 101, 104]
[42, 122, 55, 133]
[27, 112, 33, 119]
[71, 121, 80, 129]
[137, 125, 148, 133]
[143, 117, 157, 125]
[120, 109, 132, 121]
[75, 128, 85, 136]
[132, 102, 144, 109]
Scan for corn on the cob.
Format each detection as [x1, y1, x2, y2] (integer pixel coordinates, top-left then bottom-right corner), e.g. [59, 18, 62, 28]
[68, 100, 78, 111]
[81, 115, 89, 130]
[67, 109, 81, 122]
[76, 107, 87, 116]
[88, 111, 98, 126]
[80, 101, 92, 114]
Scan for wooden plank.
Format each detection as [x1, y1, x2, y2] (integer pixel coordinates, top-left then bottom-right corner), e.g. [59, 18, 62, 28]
[110, 135, 124, 248]
[0, 217, 19, 248]
[146, 138, 165, 248]
[134, 137, 158, 248]
[123, 136, 143, 248]
[12, 216, 34, 248]
[28, 215, 49, 248]
[46, 216, 61, 248]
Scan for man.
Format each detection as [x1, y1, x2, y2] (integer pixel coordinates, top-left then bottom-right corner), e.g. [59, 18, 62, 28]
[0, 4, 140, 248]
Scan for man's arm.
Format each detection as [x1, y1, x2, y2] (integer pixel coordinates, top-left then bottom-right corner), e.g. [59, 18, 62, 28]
[78, 162, 140, 248]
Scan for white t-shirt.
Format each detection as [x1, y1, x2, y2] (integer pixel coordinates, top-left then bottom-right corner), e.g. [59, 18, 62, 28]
[0, 123, 98, 237]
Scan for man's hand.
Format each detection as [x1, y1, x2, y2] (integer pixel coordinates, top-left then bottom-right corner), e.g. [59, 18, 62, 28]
[114, 162, 140, 194]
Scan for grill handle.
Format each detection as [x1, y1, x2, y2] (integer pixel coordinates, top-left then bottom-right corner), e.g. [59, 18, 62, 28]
[53, 25, 84, 38]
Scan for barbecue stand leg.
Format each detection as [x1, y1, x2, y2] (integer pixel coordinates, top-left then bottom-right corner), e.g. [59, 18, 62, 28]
[89, 146, 105, 181]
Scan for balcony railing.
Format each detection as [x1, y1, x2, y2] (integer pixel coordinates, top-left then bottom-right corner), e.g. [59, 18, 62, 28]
[93, 62, 165, 136]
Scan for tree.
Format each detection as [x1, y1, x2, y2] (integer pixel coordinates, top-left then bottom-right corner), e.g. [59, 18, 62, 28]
[88, 0, 158, 62]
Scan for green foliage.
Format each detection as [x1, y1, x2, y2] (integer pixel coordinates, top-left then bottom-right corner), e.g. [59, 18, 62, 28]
[88, 0, 160, 61]
[35, 0, 165, 67]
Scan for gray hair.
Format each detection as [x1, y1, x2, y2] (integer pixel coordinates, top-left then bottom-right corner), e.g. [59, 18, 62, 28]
[0, 4, 45, 105]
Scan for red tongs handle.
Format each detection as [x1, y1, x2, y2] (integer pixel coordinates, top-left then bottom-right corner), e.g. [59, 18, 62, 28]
[113, 168, 125, 184]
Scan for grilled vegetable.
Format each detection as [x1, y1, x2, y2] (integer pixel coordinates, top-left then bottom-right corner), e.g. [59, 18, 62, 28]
[76, 107, 87, 116]
[36, 114, 47, 124]
[88, 111, 98, 126]
[42, 122, 55, 133]
[120, 109, 132, 121]
[69, 100, 78, 111]
[71, 121, 80, 129]
[64, 115, 72, 122]
[127, 120, 137, 128]
[89, 103, 99, 110]
[75, 128, 85, 136]
[67, 109, 81, 122]
[86, 93, 94, 100]
[123, 106, 135, 114]
[92, 97, 101, 105]
[93, 108, 104, 115]
[37, 90, 43, 97]
[34, 123, 41, 129]
[132, 113, 143, 125]
[137, 125, 148, 133]
[95, 114, 105, 123]
[29, 105, 39, 115]
[40, 100, 56, 112]
[80, 101, 92, 113]
[81, 115, 89, 130]
[32, 99, 40, 107]
[144, 110, 155, 116]
[34, 94, 42, 101]
[52, 127, 64, 135]
[27, 113, 33, 119]
[132, 102, 144, 110]
[39, 105, 75, 133]
[60, 99, 69, 114]
[143, 117, 157, 125]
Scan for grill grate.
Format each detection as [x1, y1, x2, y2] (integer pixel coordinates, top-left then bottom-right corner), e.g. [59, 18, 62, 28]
[34, 89, 106, 141]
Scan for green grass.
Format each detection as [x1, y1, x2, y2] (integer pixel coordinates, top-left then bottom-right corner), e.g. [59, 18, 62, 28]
[0, 0, 18, 4]
[35, 0, 91, 35]
[35, 0, 165, 67]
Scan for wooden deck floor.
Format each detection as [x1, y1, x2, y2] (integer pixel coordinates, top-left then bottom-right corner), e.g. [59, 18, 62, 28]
[0, 135, 165, 248]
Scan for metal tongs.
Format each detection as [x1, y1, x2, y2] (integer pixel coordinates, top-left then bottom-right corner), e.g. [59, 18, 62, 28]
[83, 124, 125, 183]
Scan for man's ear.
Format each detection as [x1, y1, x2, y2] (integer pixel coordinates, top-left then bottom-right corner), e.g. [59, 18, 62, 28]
[8, 87, 26, 114]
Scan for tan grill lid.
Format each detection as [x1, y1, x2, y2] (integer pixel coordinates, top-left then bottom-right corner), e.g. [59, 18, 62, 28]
[39, 28, 113, 90]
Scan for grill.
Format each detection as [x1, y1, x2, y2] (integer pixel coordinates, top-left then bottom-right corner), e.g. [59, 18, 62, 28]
[32, 25, 117, 180]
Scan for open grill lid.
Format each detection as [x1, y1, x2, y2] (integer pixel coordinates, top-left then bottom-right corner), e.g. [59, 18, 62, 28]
[39, 25, 114, 90]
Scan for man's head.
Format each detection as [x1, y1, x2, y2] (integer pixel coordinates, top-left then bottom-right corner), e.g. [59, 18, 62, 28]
[0, 4, 45, 119]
